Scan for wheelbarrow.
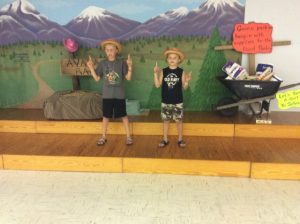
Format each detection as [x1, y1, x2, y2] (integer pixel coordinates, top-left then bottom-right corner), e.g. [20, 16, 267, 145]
[216, 75, 300, 116]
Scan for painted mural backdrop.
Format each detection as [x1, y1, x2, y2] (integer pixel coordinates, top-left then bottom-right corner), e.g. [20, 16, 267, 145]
[0, 0, 244, 110]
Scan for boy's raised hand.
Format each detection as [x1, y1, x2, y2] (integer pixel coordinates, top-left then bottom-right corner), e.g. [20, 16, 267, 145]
[185, 71, 192, 82]
[126, 54, 132, 67]
[153, 61, 161, 74]
[86, 55, 94, 69]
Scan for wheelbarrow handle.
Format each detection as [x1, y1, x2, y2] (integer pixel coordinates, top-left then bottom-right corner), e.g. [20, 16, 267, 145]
[216, 95, 275, 110]
[279, 82, 300, 91]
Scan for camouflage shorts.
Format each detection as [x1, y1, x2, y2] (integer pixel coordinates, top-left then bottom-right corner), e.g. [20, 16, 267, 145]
[161, 103, 183, 121]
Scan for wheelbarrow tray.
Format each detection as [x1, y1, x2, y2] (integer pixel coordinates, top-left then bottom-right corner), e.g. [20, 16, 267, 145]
[218, 77, 282, 99]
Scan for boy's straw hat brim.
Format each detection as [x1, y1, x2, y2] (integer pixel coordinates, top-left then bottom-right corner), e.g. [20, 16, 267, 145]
[163, 48, 185, 62]
[100, 39, 122, 53]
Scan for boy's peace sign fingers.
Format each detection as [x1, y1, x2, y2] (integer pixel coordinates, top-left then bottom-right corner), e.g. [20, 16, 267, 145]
[185, 71, 192, 82]
[127, 54, 132, 67]
[87, 55, 94, 69]
[188, 71, 192, 80]
[154, 61, 160, 74]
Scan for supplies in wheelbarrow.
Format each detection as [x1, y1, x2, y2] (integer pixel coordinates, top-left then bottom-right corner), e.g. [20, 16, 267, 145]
[216, 61, 283, 116]
[222, 61, 282, 81]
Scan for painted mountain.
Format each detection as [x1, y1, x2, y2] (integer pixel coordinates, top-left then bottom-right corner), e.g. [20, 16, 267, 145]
[0, 0, 99, 46]
[0, 0, 244, 46]
[64, 6, 140, 41]
[122, 0, 244, 40]
[120, 7, 189, 39]
[169, 0, 245, 38]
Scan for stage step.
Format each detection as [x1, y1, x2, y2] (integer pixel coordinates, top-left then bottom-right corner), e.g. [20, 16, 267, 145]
[0, 120, 235, 137]
[1, 133, 300, 180]
[1, 120, 300, 139]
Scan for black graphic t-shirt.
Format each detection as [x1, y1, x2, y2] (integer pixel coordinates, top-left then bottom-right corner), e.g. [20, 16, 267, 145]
[162, 67, 183, 104]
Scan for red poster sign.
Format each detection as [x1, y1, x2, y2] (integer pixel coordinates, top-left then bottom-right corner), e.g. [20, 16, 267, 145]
[233, 23, 273, 54]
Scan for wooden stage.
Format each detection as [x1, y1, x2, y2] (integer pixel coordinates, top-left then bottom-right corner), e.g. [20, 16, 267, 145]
[1, 109, 300, 180]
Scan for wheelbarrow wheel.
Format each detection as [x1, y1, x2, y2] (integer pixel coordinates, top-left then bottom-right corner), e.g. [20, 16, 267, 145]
[217, 97, 239, 117]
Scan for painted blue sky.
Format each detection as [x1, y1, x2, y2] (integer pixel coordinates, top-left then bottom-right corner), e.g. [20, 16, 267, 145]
[0, 0, 246, 24]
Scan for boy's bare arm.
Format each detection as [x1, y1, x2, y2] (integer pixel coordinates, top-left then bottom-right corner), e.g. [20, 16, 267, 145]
[87, 56, 100, 82]
[154, 72, 163, 88]
[125, 54, 132, 81]
[153, 62, 162, 88]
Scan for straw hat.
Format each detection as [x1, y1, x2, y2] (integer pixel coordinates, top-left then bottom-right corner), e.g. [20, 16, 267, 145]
[100, 39, 122, 53]
[163, 47, 185, 63]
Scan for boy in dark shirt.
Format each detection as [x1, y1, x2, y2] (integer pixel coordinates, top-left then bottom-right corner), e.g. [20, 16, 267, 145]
[87, 39, 133, 146]
[153, 48, 192, 148]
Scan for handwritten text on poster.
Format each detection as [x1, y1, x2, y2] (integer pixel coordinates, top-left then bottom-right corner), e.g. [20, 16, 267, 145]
[233, 23, 273, 54]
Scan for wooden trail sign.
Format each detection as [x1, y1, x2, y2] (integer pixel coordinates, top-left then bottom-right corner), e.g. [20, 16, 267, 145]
[60, 58, 102, 76]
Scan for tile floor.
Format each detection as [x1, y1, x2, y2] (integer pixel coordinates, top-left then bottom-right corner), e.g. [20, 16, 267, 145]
[0, 170, 299, 224]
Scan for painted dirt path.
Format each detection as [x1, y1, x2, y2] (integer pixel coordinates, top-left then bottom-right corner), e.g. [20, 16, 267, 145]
[17, 60, 56, 109]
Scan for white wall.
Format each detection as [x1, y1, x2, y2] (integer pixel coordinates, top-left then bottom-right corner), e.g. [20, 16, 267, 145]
[242, 0, 300, 111]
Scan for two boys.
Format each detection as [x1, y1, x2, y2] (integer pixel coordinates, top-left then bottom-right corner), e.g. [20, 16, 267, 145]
[87, 40, 191, 147]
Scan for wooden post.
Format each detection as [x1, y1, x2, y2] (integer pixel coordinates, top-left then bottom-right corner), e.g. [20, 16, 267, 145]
[72, 77, 80, 91]
[215, 40, 291, 74]
[248, 54, 256, 75]
[71, 53, 80, 91]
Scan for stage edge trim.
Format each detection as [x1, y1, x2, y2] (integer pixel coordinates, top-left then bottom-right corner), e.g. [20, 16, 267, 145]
[251, 162, 300, 180]
[0, 120, 234, 137]
[0, 155, 3, 169]
[123, 158, 250, 177]
[0, 120, 36, 133]
[2, 155, 122, 173]
[2, 155, 300, 181]
[235, 124, 300, 139]
[132, 123, 234, 137]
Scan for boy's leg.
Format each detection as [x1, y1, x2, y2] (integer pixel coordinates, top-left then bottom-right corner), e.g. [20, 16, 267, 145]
[102, 99, 114, 138]
[173, 103, 185, 147]
[176, 120, 183, 141]
[114, 99, 133, 145]
[97, 117, 109, 145]
[102, 117, 109, 138]
[159, 103, 171, 147]
[176, 119, 186, 147]
[121, 116, 131, 138]
[163, 120, 170, 142]
[158, 120, 170, 147]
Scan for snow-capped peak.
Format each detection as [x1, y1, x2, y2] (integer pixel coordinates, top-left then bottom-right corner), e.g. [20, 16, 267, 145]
[77, 6, 111, 21]
[170, 7, 189, 17]
[159, 6, 189, 19]
[0, 0, 38, 14]
[202, 0, 241, 9]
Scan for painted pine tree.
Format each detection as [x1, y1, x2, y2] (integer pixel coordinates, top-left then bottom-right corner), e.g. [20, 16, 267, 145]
[183, 86, 192, 110]
[191, 27, 231, 111]
[147, 85, 161, 110]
